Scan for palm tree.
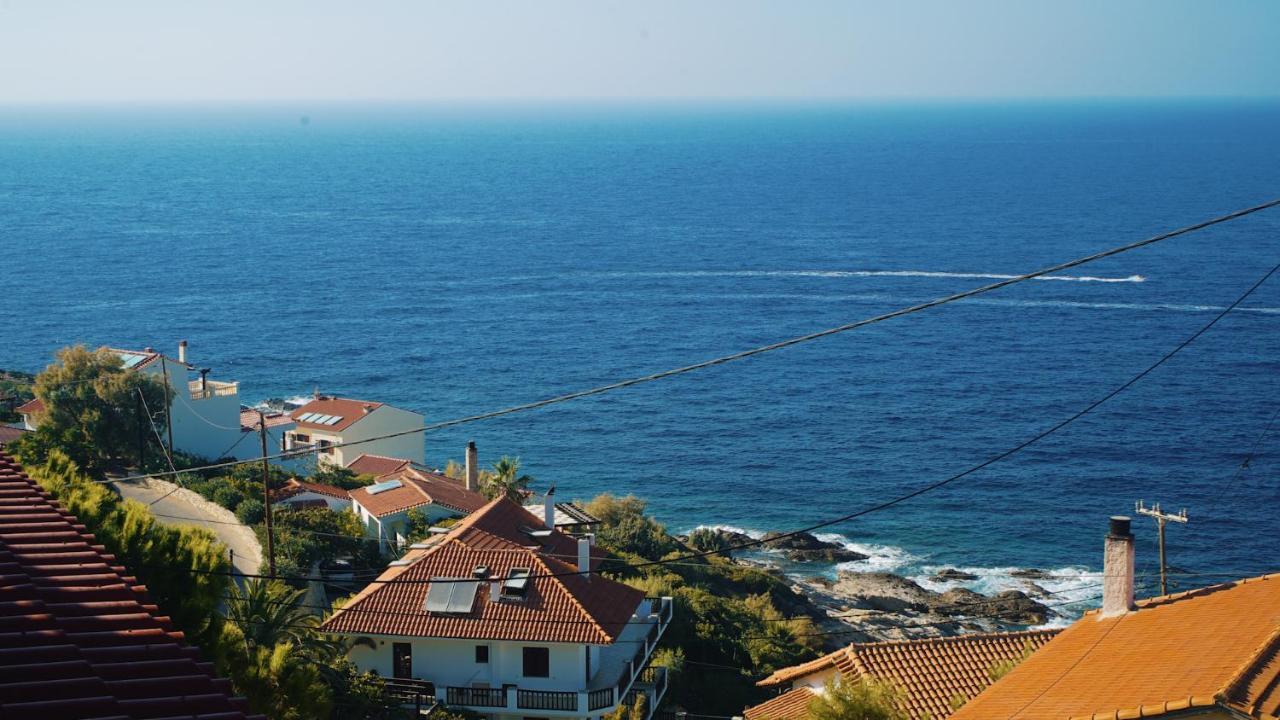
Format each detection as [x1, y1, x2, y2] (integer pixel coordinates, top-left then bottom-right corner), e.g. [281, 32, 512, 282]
[225, 577, 318, 654]
[484, 455, 534, 502]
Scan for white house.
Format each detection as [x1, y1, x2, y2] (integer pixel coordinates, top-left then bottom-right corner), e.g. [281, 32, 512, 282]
[347, 458, 488, 553]
[20, 342, 250, 461]
[285, 396, 425, 467]
[321, 497, 673, 720]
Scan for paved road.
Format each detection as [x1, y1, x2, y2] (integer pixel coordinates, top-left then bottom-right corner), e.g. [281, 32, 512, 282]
[111, 476, 263, 577]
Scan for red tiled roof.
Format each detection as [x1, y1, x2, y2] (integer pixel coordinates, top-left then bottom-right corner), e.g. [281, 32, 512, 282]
[0, 450, 264, 720]
[952, 574, 1280, 720]
[16, 397, 44, 415]
[0, 426, 28, 447]
[744, 686, 815, 720]
[289, 397, 385, 431]
[349, 466, 487, 517]
[346, 453, 413, 477]
[237, 409, 295, 433]
[752, 629, 1059, 720]
[270, 478, 351, 504]
[321, 498, 642, 644]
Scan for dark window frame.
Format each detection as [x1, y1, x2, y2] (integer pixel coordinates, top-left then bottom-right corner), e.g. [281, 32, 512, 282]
[475, 645, 489, 663]
[522, 646, 550, 678]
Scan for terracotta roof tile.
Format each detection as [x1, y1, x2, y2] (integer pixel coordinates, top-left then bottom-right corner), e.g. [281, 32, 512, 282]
[16, 398, 44, 415]
[349, 466, 486, 517]
[0, 451, 264, 719]
[288, 397, 385, 431]
[951, 574, 1280, 720]
[269, 478, 350, 504]
[744, 686, 815, 720]
[321, 497, 643, 644]
[755, 630, 1057, 720]
[0, 426, 28, 446]
[237, 410, 294, 433]
[345, 454, 413, 477]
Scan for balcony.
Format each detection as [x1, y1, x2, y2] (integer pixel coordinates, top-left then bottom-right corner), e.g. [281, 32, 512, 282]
[188, 379, 239, 400]
[406, 596, 673, 718]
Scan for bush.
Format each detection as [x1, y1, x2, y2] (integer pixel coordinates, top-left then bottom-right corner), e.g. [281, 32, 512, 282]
[585, 493, 681, 558]
[209, 484, 246, 512]
[236, 497, 265, 525]
[808, 677, 908, 720]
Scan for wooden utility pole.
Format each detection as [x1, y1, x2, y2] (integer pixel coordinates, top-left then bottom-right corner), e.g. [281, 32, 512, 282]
[259, 410, 277, 578]
[1135, 500, 1188, 595]
[160, 361, 174, 456]
[135, 392, 146, 468]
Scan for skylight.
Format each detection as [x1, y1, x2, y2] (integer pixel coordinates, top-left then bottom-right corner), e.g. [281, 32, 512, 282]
[366, 479, 403, 495]
[502, 568, 531, 598]
[423, 578, 480, 614]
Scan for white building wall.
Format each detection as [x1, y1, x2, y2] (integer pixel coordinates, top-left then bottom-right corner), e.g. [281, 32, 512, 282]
[328, 405, 425, 467]
[348, 635, 588, 691]
[144, 358, 243, 461]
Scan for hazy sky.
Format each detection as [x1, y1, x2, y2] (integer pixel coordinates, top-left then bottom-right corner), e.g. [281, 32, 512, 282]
[1, 1, 1277, 103]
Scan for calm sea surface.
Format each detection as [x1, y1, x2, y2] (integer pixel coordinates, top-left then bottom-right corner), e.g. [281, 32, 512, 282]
[3, 101, 1279, 614]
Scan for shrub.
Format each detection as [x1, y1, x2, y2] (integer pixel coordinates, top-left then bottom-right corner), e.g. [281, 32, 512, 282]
[236, 497, 265, 525]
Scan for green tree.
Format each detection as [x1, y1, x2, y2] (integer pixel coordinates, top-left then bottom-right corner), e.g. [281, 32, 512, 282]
[482, 455, 533, 501]
[13, 345, 171, 473]
[806, 678, 908, 720]
[585, 493, 682, 558]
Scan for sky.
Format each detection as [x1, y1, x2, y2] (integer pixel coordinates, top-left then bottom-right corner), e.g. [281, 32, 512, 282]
[0, 0, 1277, 103]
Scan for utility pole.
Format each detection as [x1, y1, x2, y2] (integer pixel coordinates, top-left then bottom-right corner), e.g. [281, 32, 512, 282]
[1135, 500, 1188, 595]
[160, 361, 174, 456]
[259, 410, 277, 578]
[135, 392, 146, 468]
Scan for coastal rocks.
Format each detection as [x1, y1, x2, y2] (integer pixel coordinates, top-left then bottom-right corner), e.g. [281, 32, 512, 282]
[830, 572, 938, 612]
[761, 531, 869, 563]
[931, 568, 979, 582]
[981, 591, 1050, 625]
[1010, 568, 1053, 580]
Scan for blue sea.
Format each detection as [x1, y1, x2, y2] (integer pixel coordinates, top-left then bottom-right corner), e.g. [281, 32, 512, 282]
[3, 101, 1279, 614]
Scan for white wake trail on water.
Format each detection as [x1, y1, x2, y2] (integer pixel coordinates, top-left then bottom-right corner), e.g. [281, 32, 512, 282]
[607, 270, 1147, 283]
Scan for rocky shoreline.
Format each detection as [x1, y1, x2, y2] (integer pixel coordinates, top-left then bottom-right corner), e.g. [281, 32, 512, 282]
[682, 527, 1057, 647]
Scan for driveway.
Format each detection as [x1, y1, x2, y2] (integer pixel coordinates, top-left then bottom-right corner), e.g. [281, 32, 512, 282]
[111, 475, 263, 577]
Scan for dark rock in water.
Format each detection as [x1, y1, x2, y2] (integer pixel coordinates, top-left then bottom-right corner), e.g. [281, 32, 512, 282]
[981, 590, 1050, 625]
[832, 572, 936, 612]
[1022, 582, 1051, 598]
[930, 587, 986, 615]
[1011, 568, 1052, 580]
[762, 531, 869, 563]
[807, 575, 834, 588]
[931, 568, 979, 583]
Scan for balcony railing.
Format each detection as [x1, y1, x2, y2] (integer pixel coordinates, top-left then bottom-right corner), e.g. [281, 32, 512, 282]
[445, 686, 507, 708]
[517, 688, 578, 711]
[188, 379, 239, 400]
[588, 687, 616, 711]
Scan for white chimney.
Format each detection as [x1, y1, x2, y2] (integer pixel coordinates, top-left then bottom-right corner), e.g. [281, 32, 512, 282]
[543, 486, 556, 529]
[1101, 516, 1135, 618]
[465, 441, 479, 493]
[178, 340, 187, 364]
[490, 575, 501, 601]
[578, 536, 591, 578]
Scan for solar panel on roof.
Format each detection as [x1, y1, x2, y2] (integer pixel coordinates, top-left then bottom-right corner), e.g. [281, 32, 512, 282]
[297, 413, 316, 422]
[366, 479, 403, 495]
[423, 578, 479, 614]
[115, 351, 151, 369]
[323, 415, 342, 425]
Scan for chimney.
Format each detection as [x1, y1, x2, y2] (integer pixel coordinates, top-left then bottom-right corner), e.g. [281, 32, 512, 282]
[578, 535, 591, 578]
[465, 441, 479, 493]
[490, 574, 501, 601]
[1101, 516, 1135, 618]
[543, 485, 556, 529]
[178, 340, 187, 364]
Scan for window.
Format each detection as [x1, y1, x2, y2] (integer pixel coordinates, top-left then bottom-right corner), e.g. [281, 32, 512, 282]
[293, 433, 310, 443]
[475, 645, 489, 663]
[522, 646, 550, 678]
[317, 439, 334, 455]
[392, 643, 412, 679]
[502, 568, 531, 599]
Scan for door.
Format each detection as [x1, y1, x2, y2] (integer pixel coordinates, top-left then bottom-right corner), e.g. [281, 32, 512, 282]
[393, 642, 412, 679]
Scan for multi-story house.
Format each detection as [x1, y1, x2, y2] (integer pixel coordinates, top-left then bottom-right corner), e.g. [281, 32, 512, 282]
[285, 396, 425, 467]
[346, 457, 488, 553]
[19, 342, 256, 461]
[321, 497, 673, 720]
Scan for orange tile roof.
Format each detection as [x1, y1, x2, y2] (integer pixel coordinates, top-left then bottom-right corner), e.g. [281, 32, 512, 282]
[951, 574, 1280, 720]
[270, 478, 351, 504]
[349, 465, 487, 517]
[346, 453, 413, 477]
[238, 409, 295, 432]
[0, 425, 27, 447]
[744, 686, 815, 720]
[0, 451, 264, 719]
[321, 498, 641, 645]
[752, 630, 1059, 720]
[289, 396, 385, 431]
[15, 397, 43, 415]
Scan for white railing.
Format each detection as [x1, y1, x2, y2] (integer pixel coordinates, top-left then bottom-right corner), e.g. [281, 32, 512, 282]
[189, 379, 239, 400]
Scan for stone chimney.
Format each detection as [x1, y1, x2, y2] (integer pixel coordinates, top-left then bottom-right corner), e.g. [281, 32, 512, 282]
[1101, 515, 1135, 618]
[578, 535, 591, 578]
[543, 485, 556, 529]
[178, 340, 187, 364]
[465, 441, 479, 493]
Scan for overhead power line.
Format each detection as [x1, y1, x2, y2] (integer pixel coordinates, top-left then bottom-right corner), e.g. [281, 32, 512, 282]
[103, 197, 1280, 485]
